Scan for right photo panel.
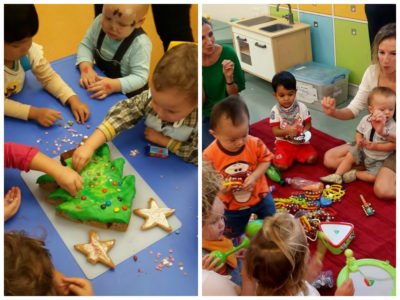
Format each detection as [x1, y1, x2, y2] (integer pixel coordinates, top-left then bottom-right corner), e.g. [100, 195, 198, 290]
[201, 3, 396, 296]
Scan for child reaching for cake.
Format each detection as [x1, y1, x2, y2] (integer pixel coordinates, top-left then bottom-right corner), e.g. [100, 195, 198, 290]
[77, 4, 152, 99]
[320, 87, 395, 185]
[4, 4, 90, 127]
[242, 213, 354, 296]
[202, 161, 243, 287]
[72, 43, 198, 167]
[5, 231, 94, 296]
[269, 71, 317, 171]
[4, 142, 83, 221]
[203, 96, 276, 238]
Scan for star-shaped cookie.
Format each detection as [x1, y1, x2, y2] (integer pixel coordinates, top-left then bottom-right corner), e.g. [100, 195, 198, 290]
[133, 198, 175, 232]
[74, 230, 116, 269]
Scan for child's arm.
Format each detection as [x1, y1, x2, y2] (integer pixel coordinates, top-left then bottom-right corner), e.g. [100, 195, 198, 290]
[355, 131, 365, 148]
[242, 161, 269, 191]
[86, 75, 122, 100]
[303, 120, 312, 131]
[202, 254, 225, 272]
[364, 141, 396, 152]
[271, 125, 298, 138]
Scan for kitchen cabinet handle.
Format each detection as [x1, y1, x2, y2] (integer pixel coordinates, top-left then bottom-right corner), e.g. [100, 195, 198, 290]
[255, 42, 267, 49]
[236, 36, 247, 42]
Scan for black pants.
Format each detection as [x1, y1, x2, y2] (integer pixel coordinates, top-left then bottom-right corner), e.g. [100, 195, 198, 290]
[152, 4, 194, 51]
[364, 4, 396, 46]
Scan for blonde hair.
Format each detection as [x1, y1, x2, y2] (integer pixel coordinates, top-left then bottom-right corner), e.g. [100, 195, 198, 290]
[202, 160, 222, 225]
[371, 23, 396, 65]
[245, 213, 309, 296]
[4, 231, 56, 296]
[152, 43, 198, 105]
[367, 86, 396, 106]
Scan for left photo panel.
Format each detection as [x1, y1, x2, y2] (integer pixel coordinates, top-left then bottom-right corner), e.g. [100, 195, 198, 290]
[4, 4, 198, 296]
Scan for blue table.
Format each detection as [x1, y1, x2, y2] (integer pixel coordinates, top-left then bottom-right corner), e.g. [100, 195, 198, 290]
[4, 55, 198, 295]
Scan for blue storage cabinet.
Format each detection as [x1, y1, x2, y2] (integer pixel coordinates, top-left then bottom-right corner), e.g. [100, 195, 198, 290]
[299, 12, 335, 67]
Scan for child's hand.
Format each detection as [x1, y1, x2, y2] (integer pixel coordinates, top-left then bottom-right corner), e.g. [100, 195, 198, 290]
[235, 248, 247, 259]
[221, 181, 233, 193]
[334, 279, 354, 296]
[53, 167, 84, 197]
[72, 144, 95, 173]
[79, 63, 98, 89]
[144, 127, 170, 147]
[321, 97, 336, 116]
[87, 76, 119, 100]
[286, 127, 298, 137]
[356, 136, 366, 148]
[202, 254, 225, 272]
[62, 277, 95, 296]
[53, 269, 69, 296]
[4, 187, 21, 222]
[364, 141, 377, 151]
[29, 107, 63, 127]
[67, 95, 90, 124]
[242, 175, 256, 191]
[304, 254, 323, 283]
[371, 110, 387, 135]
[221, 59, 235, 82]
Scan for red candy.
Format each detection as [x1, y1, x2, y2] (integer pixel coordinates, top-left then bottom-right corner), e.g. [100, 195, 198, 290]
[76, 206, 81, 210]
[81, 196, 86, 200]
[113, 181, 118, 186]
[102, 188, 108, 193]
[122, 205, 127, 210]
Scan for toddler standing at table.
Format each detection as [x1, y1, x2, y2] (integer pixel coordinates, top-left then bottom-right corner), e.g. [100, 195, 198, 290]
[4, 4, 90, 127]
[5, 231, 94, 296]
[269, 71, 317, 171]
[77, 4, 152, 99]
[203, 96, 276, 238]
[72, 43, 198, 168]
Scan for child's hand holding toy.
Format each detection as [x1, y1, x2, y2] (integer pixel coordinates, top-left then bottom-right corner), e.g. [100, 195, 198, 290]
[202, 253, 225, 272]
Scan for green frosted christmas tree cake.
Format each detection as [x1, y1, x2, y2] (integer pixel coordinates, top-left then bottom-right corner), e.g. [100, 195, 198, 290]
[37, 144, 136, 231]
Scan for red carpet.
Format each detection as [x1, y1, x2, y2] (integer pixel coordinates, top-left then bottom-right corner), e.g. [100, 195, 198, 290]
[250, 118, 396, 295]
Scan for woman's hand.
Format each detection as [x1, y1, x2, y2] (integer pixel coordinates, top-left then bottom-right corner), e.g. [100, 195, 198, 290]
[221, 59, 234, 82]
[67, 95, 90, 124]
[4, 187, 21, 221]
[202, 254, 225, 272]
[321, 97, 336, 116]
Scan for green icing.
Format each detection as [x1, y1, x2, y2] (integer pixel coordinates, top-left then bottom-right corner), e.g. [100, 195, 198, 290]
[39, 144, 136, 224]
[36, 174, 56, 184]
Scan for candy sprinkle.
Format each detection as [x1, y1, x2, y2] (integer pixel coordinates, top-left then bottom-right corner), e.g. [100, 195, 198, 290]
[133, 255, 138, 261]
[149, 250, 153, 255]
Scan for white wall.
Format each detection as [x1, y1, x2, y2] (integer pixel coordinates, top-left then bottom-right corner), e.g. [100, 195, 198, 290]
[203, 4, 270, 23]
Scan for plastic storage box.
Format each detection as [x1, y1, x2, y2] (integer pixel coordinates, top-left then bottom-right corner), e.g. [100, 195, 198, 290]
[287, 62, 350, 111]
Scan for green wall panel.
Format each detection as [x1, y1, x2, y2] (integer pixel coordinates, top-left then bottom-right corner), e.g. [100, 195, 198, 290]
[334, 19, 371, 85]
[269, 7, 299, 22]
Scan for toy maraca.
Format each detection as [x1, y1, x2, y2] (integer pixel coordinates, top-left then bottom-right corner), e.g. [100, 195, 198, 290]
[266, 165, 285, 185]
[210, 236, 250, 267]
[245, 219, 263, 237]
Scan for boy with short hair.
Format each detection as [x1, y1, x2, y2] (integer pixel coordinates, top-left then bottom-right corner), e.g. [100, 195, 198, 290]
[77, 4, 152, 99]
[5, 231, 94, 296]
[72, 43, 198, 168]
[321, 86, 396, 184]
[270, 71, 318, 171]
[203, 96, 276, 238]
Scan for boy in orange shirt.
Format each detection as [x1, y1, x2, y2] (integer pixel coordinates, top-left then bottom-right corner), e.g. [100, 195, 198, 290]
[203, 96, 276, 238]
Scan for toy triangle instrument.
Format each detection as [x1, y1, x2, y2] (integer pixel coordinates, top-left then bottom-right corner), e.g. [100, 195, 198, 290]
[317, 222, 355, 254]
[337, 249, 396, 296]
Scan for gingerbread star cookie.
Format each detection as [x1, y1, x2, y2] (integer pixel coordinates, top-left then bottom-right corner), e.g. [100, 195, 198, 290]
[133, 198, 175, 232]
[74, 230, 116, 269]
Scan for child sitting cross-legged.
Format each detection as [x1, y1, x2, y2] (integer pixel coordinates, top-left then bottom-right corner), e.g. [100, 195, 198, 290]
[320, 87, 396, 185]
[202, 161, 243, 288]
[270, 71, 318, 171]
[242, 213, 355, 296]
[203, 96, 276, 239]
[72, 43, 198, 167]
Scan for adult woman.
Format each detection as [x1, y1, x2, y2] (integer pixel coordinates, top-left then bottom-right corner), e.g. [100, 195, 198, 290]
[322, 23, 395, 200]
[202, 17, 245, 149]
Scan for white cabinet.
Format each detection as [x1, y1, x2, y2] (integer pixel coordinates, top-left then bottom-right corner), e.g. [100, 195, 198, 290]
[232, 28, 275, 81]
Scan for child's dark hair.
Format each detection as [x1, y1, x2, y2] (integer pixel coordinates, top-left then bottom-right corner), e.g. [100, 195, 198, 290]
[5, 4, 39, 43]
[210, 95, 249, 130]
[202, 17, 212, 27]
[152, 43, 198, 105]
[367, 86, 396, 106]
[271, 71, 297, 92]
[4, 231, 56, 296]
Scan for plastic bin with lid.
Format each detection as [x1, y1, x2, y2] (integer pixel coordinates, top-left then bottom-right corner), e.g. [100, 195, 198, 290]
[286, 62, 350, 111]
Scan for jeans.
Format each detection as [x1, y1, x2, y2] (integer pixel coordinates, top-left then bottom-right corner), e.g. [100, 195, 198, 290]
[224, 192, 276, 238]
